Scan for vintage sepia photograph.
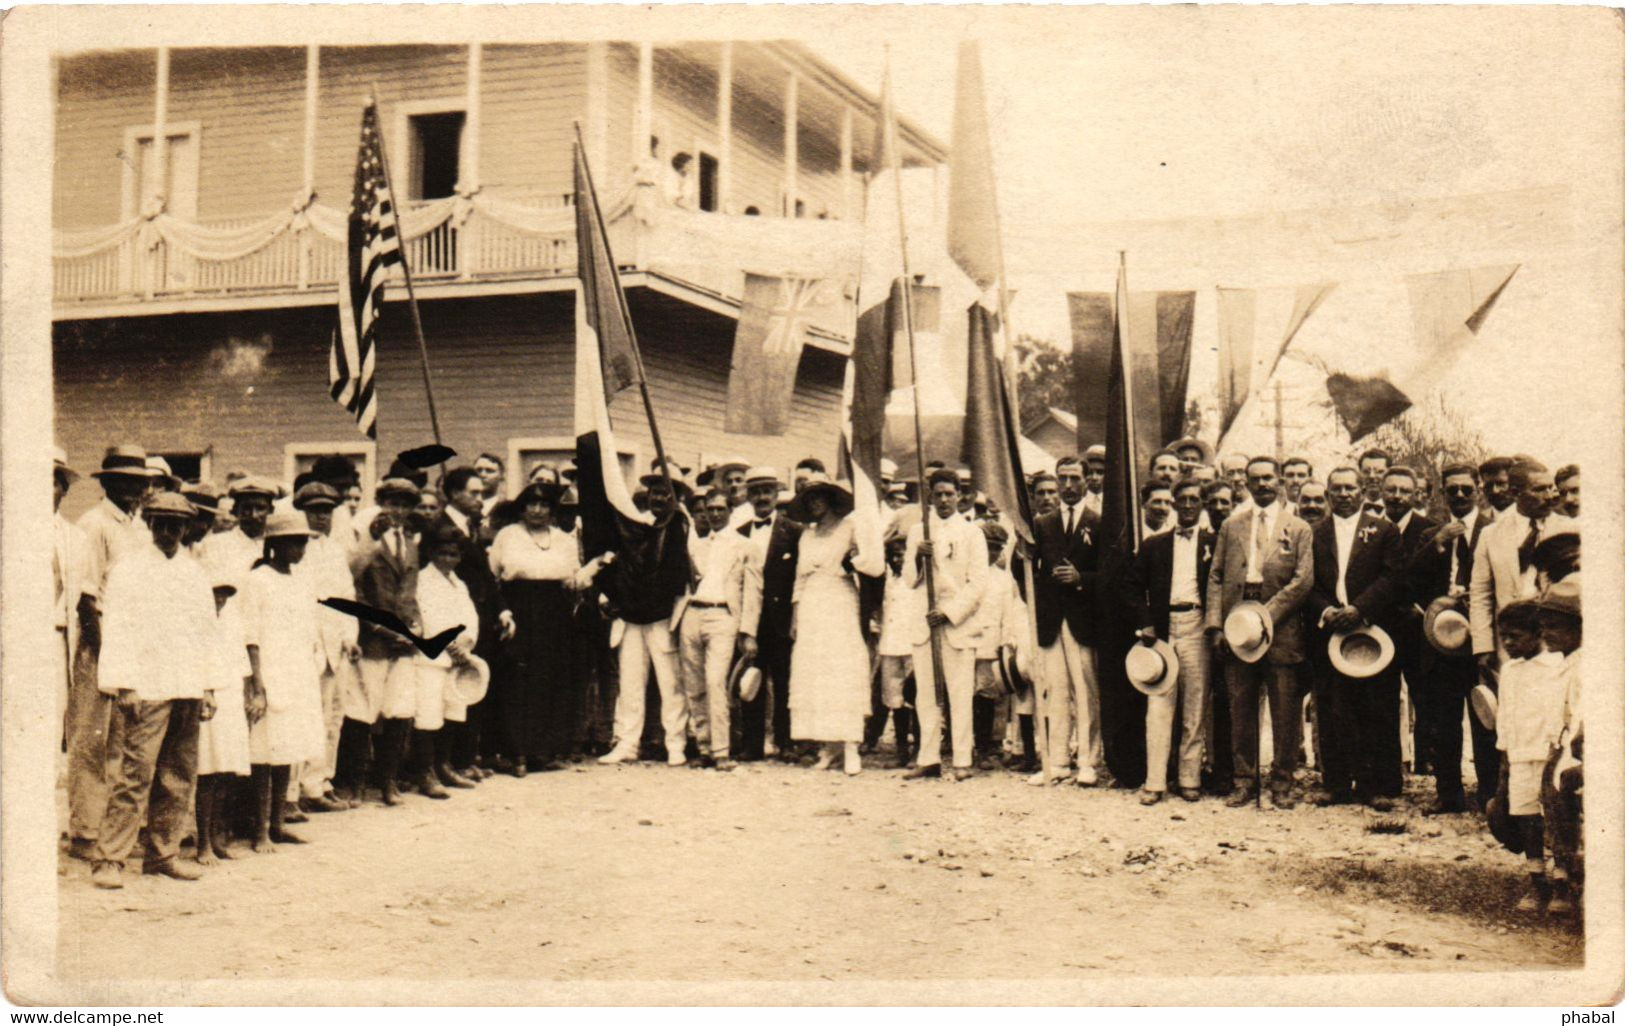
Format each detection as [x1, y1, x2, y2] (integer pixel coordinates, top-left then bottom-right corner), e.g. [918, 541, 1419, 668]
[2, 3, 1622, 1008]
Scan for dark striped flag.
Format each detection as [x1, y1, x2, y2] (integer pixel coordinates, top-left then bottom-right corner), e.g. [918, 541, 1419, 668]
[329, 99, 401, 440]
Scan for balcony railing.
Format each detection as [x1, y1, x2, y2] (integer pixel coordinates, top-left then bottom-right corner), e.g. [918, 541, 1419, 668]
[52, 185, 862, 327]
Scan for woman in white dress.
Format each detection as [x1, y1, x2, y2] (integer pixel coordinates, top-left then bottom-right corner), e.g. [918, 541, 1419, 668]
[786, 475, 884, 775]
[241, 512, 325, 852]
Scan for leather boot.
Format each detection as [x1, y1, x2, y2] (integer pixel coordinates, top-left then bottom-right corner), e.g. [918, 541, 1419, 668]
[412, 730, 449, 799]
[376, 718, 409, 806]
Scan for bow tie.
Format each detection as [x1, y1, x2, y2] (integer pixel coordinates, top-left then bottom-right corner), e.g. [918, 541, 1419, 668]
[754, 518, 771, 529]
[1176, 528, 1196, 540]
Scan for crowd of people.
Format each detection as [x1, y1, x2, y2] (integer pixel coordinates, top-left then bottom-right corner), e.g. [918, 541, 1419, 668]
[52, 436, 1583, 915]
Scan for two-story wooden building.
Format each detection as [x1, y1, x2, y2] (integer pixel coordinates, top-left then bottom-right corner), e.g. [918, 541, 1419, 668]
[52, 42, 945, 513]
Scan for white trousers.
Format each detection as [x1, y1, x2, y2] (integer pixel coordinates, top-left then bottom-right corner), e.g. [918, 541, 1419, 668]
[613, 619, 685, 754]
[678, 607, 738, 759]
[1144, 609, 1208, 792]
[299, 663, 349, 798]
[911, 640, 976, 768]
[1039, 630, 1101, 779]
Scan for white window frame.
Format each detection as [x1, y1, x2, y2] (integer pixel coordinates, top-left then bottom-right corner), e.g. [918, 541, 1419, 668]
[391, 98, 469, 201]
[507, 435, 642, 499]
[120, 121, 202, 221]
[283, 441, 377, 506]
[152, 447, 213, 485]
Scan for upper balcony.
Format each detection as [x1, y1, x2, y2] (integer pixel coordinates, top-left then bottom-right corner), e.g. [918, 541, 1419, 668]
[51, 41, 944, 342]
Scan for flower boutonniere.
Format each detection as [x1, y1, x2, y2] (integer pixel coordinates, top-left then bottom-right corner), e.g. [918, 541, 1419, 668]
[1277, 529, 1293, 554]
[1201, 542, 1214, 564]
[1358, 523, 1379, 545]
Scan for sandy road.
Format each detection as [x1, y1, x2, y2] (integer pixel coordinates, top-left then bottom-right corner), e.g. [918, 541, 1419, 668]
[57, 760, 1581, 989]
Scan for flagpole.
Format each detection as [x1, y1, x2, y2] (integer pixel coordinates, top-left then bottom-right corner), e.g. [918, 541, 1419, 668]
[573, 121, 676, 508]
[880, 65, 949, 715]
[967, 41, 1051, 778]
[1116, 251, 1143, 552]
[369, 86, 445, 461]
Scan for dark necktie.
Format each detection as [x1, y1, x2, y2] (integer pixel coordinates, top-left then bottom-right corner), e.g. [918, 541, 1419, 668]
[1177, 527, 1195, 540]
[467, 512, 483, 539]
[1518, 517, 1543, 572]
[1453, 534, 1471, 588]
[1064, 506, 1076, 537]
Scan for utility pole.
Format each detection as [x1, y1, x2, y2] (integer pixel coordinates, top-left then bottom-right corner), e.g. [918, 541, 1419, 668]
[1273, 378, 1286, 459]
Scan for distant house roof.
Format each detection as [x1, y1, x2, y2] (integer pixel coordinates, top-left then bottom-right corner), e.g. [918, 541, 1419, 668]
[1023, 406, 1077, 436]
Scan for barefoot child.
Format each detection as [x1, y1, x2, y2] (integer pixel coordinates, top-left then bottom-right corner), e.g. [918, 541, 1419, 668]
[241, 511, 326, 852]
[1493, 600, 1568, 913]
[194, 563, 254, 866]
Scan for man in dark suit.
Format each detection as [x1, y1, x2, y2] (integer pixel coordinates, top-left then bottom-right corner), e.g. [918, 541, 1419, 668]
[430, 467, 515, 778]
[1029, 455, 1104, 786]
[1124, 479, 1215, 803]
[1407, 463, 1496, 813]
[1380, 466, 1438, 776]
[1305, 466, 1406, 809]
[736, 466, 801, 761]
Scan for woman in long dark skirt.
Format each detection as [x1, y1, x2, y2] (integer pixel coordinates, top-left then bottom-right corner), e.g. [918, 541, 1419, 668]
[489, 482, 583, 775]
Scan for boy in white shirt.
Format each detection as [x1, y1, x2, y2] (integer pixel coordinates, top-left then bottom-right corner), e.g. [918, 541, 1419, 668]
[968, 521, 1034, 771]
[1493, 600, 1568, 913]
[873, 525, 919, 768]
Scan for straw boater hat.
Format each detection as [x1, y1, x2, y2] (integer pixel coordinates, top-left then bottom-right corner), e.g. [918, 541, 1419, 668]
[142, 491, 196, 520]
[1536, 576, 1581, 619]
[292, 482, 342, 510]
[1470, 684, 1498, 731]
[1083, 444, 1107, 464]
[744, 465, 782, 488]
[1328, 623, 1396, 679]
[375, 477, 422, 503]
[92, 444, 159, 480]
[263, 510, 318, 539]
[1422, 595, 1472, 655]
[1125, 638, 1180, 697]
[998, 648, 1033, 701]
[448, 654, 491, 706]
[728, 654, 763, 704]
[54, 446, 81, 483]
[146, 455, 178, 488]
[1222, 601, 1274, 663]
[786, 474, 853, 523]
[880, 457, 899, 482]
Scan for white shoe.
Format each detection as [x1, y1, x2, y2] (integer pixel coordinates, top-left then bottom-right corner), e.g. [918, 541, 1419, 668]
[1074, 770, 1099, 787]
[813, 747, 837, 771]
[1026, 771, 1060, 787]
[764, 739, 779, 757]
[598, 744, 636, 765]
[668, 751, 688, 767]
[844, 743, 862, 776]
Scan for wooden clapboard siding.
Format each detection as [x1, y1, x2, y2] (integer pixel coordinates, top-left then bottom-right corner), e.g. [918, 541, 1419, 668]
[479, 43, 585, 198]
[313, 46, 467, 206]
[54, 288, 842, 520]
[649, 48, 718, 191]
[724, 81, 786, 216]
[55, 51, 158, 229]
[167, 48, 306, 220]
[602, 43, 640, 200]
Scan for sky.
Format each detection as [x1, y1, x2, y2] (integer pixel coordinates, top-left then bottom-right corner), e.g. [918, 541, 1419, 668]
[808, 6, 1622, 464]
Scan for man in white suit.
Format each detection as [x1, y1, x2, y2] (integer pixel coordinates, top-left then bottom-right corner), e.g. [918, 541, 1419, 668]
[1470, 459, 1573, 676]
[902, 469, 989, 781]
[677, 489, 763, 770]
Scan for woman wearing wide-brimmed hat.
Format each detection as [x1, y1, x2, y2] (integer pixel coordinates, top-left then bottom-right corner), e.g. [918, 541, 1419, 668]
[489, 479, 583, 775]
[784, 474, 885, 774]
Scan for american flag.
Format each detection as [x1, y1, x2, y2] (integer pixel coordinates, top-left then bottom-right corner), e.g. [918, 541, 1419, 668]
[329, 99, 401, 440]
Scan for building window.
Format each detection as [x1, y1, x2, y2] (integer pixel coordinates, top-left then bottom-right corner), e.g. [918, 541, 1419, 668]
[697, 152, 719, 212]
[507, 436, 640, 499]
[120, 121, 202, 221]
[154, 449, 210, 485]
[284, 441, 377, 505]
[408, 111, 465, 201]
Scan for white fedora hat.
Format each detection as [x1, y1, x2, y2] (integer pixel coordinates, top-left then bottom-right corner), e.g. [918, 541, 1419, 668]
[728, 655, 763, 704]
[447, 654, 490, 707]
[1329, 624, 1396, 679]
[1125, 639, 1179, 697]
[1223, 601, 1274, 664]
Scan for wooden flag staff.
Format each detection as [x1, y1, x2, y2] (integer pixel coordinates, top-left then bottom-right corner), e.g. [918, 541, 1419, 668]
[369, 85, 444, 461]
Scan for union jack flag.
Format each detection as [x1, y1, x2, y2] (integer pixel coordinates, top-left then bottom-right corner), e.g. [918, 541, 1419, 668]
[329, 99, 401, 440]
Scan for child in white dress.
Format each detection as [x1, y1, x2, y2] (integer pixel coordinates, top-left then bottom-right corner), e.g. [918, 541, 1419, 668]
[193, 563, 253, 866]
[241, 512, 324, 852]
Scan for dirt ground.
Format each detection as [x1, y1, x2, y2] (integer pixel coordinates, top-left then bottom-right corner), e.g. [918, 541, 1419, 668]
[56, 759, 1582, 986]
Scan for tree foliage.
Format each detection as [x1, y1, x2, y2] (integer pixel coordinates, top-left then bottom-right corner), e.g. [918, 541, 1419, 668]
[1013, 335, 1077, 430]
